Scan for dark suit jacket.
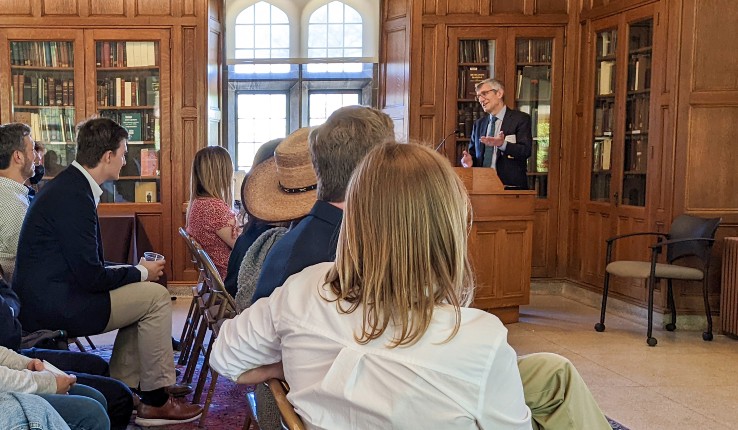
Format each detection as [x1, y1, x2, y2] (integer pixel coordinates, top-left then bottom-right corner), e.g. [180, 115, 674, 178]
[468, 108, 533, 189]
[12, 166, 141, 336]
[0, 277, 22, 350]
[252, 200, 343, 303]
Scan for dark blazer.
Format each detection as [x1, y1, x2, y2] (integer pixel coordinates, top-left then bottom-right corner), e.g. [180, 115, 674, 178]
[252, 200, 343, 303]
[223, 221, 272, 297]
[468, 108, 533, 189]
[0, 276, 22, 350]
[12, 166, 140, 336]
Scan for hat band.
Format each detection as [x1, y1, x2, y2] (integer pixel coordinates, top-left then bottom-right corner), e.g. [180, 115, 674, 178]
[279, 182, 317, 194]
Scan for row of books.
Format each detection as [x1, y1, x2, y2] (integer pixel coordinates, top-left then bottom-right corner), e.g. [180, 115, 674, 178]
[598, 30, 617, 57]
[96, 76, 159, 108]
[624, 138, 648, 173]
[592, 137, 612, 172]
[12, 74, 74, 107]
[597, 61, 616, 95]
[626, 94, 650, 132]
[593, 100, 615, 136]
[14, 110, 76, 144]
[10, 41, 74, 68]
[627, 54, 652, 91]
[456, 103, 487, 138]
[516, 39, 553, 63]
[516, 70, 552, 101]
[96, 41, 158, 68]
[458, 40, 491, 63]
[458, 66, 489, 99]
[101, 111, 160, 143]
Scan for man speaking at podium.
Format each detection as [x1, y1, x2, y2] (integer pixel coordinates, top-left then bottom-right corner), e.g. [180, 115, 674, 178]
[461, 78, 532, 190]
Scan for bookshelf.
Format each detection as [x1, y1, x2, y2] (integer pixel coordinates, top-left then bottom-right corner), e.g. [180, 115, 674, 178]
[515, 38, 553, 198]
[455, 38, 496, 156]
[96, 40, 161, 204]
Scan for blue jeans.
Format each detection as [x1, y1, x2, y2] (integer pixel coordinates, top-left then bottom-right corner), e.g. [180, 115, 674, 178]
[39, 384, 110, 430]
[0, 392, 70, 430]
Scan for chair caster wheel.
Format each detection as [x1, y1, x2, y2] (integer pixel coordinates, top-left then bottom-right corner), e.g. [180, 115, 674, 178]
[665, 323, 676, 331]
[647, 337, 657, 347]
[702, 332, 713, 341]
[594, 323, 605, 332]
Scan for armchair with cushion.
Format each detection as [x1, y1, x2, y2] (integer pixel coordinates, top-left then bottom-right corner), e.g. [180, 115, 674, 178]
[594, 214, 721, 346]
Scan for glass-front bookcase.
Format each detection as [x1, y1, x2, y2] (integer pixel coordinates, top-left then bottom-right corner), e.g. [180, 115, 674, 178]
[591, 28, 617, 203]
[95, 40, 161, 204]
[10, 41, 78, 178]
[515, 38, 552, 198]
[455, 39, 497, 164]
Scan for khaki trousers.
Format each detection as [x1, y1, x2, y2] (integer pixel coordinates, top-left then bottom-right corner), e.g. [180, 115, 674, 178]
[519, 353, 611, 430]
[104, 281, 176, 391]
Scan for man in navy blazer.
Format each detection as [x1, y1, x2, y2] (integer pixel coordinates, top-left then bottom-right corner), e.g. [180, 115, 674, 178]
[461, 78, 532, 189]
[13, 118, 202, 426]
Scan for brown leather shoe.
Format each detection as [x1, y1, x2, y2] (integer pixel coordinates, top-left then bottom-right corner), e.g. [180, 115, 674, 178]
[166, 383, 193, 397]
[135, 397, 202, 426]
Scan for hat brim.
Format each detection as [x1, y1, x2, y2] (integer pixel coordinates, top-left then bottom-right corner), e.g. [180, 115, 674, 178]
[244, 158, 317, 223]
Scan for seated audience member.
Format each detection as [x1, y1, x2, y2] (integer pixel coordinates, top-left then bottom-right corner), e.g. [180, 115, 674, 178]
[215, 143, 611, 429]
[12, 118, 202, 426]
[186, 146, 239, 280]
[211, 143, 532, 428]
[251, 106, 395, 303]
[1, 274, 134, 430]
[0, 123, 37, 282]
[0, 391, 72, 430]
[223, 138, 283, 297]
[234, 128, 317, 311]
[1, 345, 110, 429]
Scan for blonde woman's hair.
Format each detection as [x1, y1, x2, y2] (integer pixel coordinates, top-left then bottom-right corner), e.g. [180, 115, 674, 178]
[325, 143, 474, 348]
[187, 146, 234, 221]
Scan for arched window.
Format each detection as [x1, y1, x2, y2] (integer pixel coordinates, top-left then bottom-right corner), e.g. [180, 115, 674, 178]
[235, 1, 290, 74]
[307, 1, 363, 73]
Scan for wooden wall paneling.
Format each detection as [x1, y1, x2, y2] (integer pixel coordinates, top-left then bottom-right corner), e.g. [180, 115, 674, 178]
[41, 0, 78, 16]
[536, 0, 568, 14]
[422, 0, 437, 15]
[685, 107, 738, 210]
[208, 0, 221, 21]
[88, 0, 125, 16]
[419, 25, 438, 108]
[531, 209, 550, 276]
[386, 0, 407, 19]
[136, 212, 164, 266]
[692, 0, 738, 92]
[182, 27, 197, 107]
[0, 0, 32, 15]
[418, 115, 435, 145]
[567, 208, 580, 278]
[447, 0, 485, 15]
[490, 0, 524, 15]
[581, 209, 610, 285]
[135, 0, 170, 16]
[0, 32, 9, 123]
[381, 26, 410, 138]
[183, 0, 196, 17]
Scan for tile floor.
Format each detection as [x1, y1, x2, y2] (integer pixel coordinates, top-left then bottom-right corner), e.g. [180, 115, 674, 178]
[512, 293, 738, 429]
[91, 292, 738, 430]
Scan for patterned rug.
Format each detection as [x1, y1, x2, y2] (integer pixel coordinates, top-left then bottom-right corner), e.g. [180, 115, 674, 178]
[83, 345, 629, 429]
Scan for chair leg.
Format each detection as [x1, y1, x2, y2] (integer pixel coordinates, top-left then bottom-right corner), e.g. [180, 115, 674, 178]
[193, 338, 214, 404]
[177, 296, 197, 361]
[198, 369, 220, 427]
[702, 277, 713, 341]
[646, 276, 657, 346]
[72, 338, 86, 352]
[665, 279, 676, 331]
[242, 411, 252, 430]
[178, 298, 202, 366]
[84, 336, 96, 350]
[183, 316, 209, 384]
[594, 272, 611, 332]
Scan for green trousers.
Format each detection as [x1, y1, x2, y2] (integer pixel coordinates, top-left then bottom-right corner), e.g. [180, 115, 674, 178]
[519, 353, 611, 430]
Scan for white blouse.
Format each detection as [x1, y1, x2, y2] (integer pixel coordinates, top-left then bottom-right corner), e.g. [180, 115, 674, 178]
[211, 262, 531, 430]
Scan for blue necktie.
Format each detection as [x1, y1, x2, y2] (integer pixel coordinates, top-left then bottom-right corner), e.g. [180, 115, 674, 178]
[482, 115, 497, 168]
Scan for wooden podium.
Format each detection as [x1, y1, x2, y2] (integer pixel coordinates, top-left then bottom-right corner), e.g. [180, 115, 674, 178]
[454, 168, 535, 323]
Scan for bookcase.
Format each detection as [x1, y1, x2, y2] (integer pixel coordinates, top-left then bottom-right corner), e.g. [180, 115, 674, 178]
[589, 18, 653, 207]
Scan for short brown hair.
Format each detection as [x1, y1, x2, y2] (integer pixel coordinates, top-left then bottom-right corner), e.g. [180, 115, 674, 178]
[308, 106, 395, 202]
[325, 143, 474, 347]
[75, 117, 129, 168]
[0, 123, 31, 170]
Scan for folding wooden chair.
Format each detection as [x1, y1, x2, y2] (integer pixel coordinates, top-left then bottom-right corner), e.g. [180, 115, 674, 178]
[177, 227, 209, 367]
[267, 379, 305, 430]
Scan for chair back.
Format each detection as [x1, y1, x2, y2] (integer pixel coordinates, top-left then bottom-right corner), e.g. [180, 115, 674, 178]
[667, 214, 721, 263]
[197, 247, 237, 318]
[266, 379, 305, 430]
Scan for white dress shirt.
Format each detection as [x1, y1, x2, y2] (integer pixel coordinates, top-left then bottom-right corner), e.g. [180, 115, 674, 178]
[0, 177, 29, 281]
[211, 262, 532, 430]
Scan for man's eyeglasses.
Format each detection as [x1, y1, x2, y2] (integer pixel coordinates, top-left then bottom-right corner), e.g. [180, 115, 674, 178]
[474, 88, 498, 101]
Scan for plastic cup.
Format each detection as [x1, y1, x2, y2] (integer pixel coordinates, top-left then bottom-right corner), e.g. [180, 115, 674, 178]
[143, 251, 165, 261]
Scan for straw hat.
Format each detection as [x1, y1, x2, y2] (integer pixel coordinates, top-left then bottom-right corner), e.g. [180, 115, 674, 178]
[244, 128, 317, 222]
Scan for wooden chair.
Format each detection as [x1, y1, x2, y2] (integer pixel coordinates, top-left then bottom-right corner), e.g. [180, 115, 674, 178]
[176, 227, 208, 367]
[266, 379, 305, 430]
[594, 214, 721, 346]
[191, 247, 238, 426]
